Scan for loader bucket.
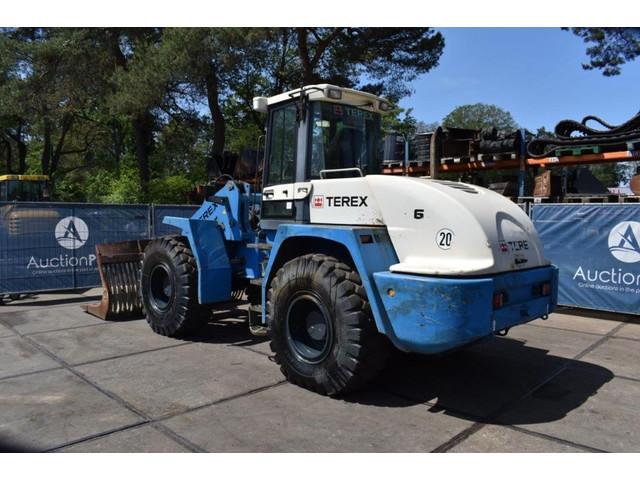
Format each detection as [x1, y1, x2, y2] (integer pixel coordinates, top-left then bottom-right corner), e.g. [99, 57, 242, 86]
[84, 240, 149, 320]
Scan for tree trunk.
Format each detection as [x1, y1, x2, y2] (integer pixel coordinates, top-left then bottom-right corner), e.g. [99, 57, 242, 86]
[205, 68, 225, 180]
[16, 136, 27, 174]
[10, 122, 28, 174]
[132, 112, 153, 195]
[1, 137, 12, 173]
[50, 114, 74, 177]
[41, 118, 52, 176]
[295, 28, 343, 86]
[296, 28, 314, 85]
[110, 119, 124, 165]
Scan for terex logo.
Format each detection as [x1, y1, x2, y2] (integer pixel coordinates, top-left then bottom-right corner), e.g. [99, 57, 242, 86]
[55, 216, 89, 250]
[608, 221, 640, 264]
[326, 196, 368, 207]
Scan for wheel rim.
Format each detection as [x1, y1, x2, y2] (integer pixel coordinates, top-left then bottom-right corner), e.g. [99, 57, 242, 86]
[149, 264, 173, 312]
[285, 292, 333, 364]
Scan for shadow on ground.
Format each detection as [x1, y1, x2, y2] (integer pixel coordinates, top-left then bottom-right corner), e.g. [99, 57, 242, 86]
[182, 303, 269, 349]
[1, 294, 102, 309]
[343, 336, 613, 427]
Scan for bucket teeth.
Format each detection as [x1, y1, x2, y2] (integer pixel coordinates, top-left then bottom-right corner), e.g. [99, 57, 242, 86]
[84, 240, 149, 320]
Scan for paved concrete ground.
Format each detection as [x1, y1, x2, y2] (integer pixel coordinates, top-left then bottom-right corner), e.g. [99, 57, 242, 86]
[0, 289, 638, 452]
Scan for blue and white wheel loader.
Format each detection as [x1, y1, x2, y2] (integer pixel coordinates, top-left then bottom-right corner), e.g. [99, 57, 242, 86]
[87, 84, 558, 396]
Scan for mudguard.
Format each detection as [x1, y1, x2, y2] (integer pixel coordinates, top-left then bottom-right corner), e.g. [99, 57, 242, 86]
[163, 216, 232, 304]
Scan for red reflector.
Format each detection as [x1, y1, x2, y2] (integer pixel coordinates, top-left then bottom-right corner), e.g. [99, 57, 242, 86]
[541, 282, 551, 296]
[493, 292, 505, 309]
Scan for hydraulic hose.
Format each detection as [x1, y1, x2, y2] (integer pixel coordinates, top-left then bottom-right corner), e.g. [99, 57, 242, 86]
[527, 112, 640, 158]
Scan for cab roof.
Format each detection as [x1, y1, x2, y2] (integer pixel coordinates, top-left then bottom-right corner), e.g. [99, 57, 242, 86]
[253, 84, 391, 114]
[0, 175, 50, 182]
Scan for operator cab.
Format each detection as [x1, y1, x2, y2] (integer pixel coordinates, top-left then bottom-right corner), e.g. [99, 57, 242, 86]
[253, 84, 391, 225]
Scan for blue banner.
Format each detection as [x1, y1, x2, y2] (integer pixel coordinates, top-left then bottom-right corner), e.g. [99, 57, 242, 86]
[0, 202, 196, 295]
[532, 204, 640, 315]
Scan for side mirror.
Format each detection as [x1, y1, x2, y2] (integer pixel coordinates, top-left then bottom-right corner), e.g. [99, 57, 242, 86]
[252, 97, 268, 113]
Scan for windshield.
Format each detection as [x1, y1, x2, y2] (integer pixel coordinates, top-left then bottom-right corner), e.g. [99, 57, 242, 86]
[2, 180, 46, 201]
[309, 102, 381, 178]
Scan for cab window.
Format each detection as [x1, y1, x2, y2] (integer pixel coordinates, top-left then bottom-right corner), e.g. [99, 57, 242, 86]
[309, 102, 381, 179]
[266, 103, 297, 186]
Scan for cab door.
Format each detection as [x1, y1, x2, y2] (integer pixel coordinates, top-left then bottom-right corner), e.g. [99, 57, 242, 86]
[262, 102, 298, 219]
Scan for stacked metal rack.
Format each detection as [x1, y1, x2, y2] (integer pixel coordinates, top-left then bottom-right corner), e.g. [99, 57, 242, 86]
[382, 120, 640, 203]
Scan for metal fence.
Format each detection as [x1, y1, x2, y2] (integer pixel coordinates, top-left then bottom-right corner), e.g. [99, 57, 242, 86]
[0, 202, 197, 295]
[2, 200, 639, 316]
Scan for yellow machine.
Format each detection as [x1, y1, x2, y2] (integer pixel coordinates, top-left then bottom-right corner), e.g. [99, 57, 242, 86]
[0, 175, 55, 237]
[0, 175, 50, 202]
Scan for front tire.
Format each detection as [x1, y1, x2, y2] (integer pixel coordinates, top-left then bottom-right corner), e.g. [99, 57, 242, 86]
[267, 254, 389, 396]
[140, 237, 207, 337]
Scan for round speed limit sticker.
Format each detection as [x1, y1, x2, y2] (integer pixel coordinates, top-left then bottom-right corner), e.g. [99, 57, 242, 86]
[436, 228, 454, 250]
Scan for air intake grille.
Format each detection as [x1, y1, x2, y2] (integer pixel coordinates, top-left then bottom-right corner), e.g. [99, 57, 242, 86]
[432, 180, 479, 194]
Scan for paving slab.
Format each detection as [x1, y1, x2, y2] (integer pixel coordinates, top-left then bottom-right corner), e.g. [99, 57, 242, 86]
[28, 319, 189, 365]
[0, 369, 141, 452]
[579, 337, 640, 380]
[0, 292, 97, 314]
[0, 304, 107, 335]
[497, 368, 639, 452]
[449, 424, 588, 452]
[75, 342, 284, 418]
[614, 323, 640, 341]
[163, 383, 473, 452]
[81, 288, 104, 298]
[0, 336, 60, 379]
[0, 322, 15, 338]
[530, 312, 620, 336]
[59, 425, 190, 453]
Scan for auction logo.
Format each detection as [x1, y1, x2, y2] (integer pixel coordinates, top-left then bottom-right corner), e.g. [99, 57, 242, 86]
[608, 221, 640, 264]
[55, 216, 89, 250]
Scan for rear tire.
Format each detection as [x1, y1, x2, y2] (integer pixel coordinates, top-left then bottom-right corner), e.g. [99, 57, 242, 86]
[140, 237, 208, 337]
[267, 253, 389, 396]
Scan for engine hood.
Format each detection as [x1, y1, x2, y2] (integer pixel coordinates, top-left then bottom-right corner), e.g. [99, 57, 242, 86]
[367, 175, 549, 275]
[308, 175, 550, 276]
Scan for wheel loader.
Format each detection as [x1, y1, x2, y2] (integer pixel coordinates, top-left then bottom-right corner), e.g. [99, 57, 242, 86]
[86, 84, 558, 396]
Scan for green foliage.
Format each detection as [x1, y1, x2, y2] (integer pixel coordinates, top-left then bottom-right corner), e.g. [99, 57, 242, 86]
[382, 106, 417, 137]
[85, 165, 143, 204]
[149, 175, 193, 204]
[0, 27, 447, 203]
[443, 103, 518, 132]
[590, 162, 637, 188]
[567, 28, 640, 76]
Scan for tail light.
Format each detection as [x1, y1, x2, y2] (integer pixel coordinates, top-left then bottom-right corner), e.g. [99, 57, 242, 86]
[493, 291, 506, 309]
[533, 282, 552, 297]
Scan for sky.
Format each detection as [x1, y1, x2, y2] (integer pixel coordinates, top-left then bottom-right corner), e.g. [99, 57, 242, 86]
[400, 28, 640, 131]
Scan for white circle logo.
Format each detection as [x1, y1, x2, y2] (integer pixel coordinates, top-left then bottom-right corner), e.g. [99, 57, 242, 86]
[608, 221, 640, 263]
[55, 216, 89, 250]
